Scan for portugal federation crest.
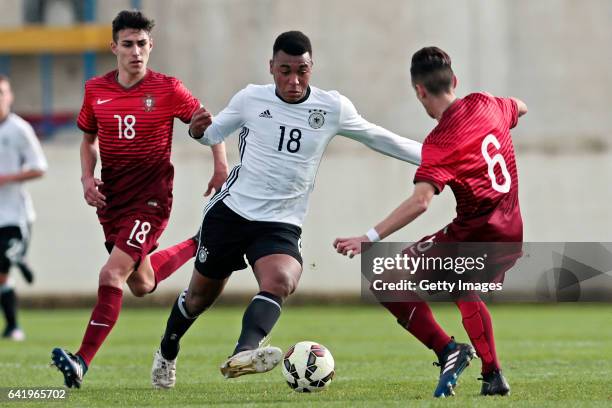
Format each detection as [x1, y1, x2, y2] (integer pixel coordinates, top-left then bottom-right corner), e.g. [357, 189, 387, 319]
[308, 109, 326, 129]
[143, 94, 155, 112]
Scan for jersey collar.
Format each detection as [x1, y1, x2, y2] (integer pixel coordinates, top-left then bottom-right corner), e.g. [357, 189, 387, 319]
[440, 97, 461, 122]
[113, 68, 150, 91]
[275, 86, 311, 104]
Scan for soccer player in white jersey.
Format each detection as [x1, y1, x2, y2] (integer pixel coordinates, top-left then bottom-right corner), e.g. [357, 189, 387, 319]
[151, 31, 421, 388]
[0, 75, 47, 341]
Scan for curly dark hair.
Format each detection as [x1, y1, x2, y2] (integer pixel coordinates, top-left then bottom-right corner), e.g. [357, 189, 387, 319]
[273, 31, 312, 57]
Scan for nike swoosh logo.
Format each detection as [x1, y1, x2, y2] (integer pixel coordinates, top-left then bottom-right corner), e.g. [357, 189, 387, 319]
[90, 320, 110, 327]
[126, 240, 142, 249]
[97, 98, 112, 105]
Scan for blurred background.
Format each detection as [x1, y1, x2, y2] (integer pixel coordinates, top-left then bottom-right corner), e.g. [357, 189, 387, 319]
[1, 0, 611, 302]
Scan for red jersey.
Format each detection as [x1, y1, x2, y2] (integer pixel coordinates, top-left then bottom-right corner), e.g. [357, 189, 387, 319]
[77, 69, 200, 222]
[414, 93, 522, 242]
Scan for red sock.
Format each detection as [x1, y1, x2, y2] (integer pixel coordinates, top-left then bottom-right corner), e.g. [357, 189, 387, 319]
[76, 285, 123, 366]
[150, 237, 197, 285]
[456, 300, 500, 373]
[382, 301, 451, 355]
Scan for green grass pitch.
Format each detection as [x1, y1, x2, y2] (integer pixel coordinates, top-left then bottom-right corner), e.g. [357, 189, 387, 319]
[1, 304, 611, 407]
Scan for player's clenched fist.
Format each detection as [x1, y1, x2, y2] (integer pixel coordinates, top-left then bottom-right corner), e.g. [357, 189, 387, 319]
[333, 235, 368, 258]
[81, 176, 106, 208]
[189, 107, 213, 139]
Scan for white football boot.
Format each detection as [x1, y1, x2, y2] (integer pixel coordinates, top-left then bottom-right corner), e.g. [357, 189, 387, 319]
[5, 328, 25, 341]
[151, 349, 176, 389]
[220, 346, 283, 379]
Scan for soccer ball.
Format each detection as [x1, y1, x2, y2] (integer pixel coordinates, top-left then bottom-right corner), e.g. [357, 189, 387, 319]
[281, 341, 335, 392]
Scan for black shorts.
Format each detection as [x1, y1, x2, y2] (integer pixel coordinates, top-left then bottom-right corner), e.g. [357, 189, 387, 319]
[194, 201, 302, 280]
[0, 226, 28, 274]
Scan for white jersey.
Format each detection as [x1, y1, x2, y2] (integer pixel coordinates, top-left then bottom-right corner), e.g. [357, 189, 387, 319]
[196, 84, 421, 226]
[0, 113, 48, 229]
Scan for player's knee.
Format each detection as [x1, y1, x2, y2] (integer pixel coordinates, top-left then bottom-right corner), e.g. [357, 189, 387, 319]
[99, 264, 130, 287]
[127, 282, 148, 297]
[125, 273, 153, 297]
[261, 271, 298, 299]
[285, 273, 299, 296]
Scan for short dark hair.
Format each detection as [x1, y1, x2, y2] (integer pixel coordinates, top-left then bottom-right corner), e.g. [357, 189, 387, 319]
[112, 10, 155, 42]
[410, 47, 454, 95]
[0, 74, 9, 84]
[273, 31, 312, 57]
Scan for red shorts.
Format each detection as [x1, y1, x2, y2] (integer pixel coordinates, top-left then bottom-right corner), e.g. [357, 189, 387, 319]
[101, 213, 168, 263]
[414, 225, 523, 267]
[400, 225, 523, 294]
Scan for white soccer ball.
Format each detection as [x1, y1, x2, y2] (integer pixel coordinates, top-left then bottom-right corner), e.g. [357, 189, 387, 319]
[281, 341, 335, 392]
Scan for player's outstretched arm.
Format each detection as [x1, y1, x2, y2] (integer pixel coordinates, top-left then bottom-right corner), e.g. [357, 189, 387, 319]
[511, 97, 528, 117]
[333, 182, 435, 258]
[205, 143, 229, 197]
[0, 119, 48, 187]
[187, 106, 229, 195]
[345, 125, 422, 165]
[0, 169, 44, 186]
[80, 133, 106, 208]
[337, 95, 421, 165]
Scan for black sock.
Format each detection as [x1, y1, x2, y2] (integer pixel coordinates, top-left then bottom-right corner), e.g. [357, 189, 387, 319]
[0, 287, 17, 333]
[233, 291, 282, 355]
[160, 290, 198, 360]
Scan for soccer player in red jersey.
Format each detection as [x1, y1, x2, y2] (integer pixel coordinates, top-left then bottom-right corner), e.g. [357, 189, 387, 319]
[334, 47, 527, 397]
[50, 10, 228, 388]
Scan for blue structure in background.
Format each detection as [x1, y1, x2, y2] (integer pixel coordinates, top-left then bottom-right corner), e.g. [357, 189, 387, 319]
[83, 0, 97, 81]
[0, 0, 146, 138]
[40, 54, 53, 135]
[0, 55, 10, 76]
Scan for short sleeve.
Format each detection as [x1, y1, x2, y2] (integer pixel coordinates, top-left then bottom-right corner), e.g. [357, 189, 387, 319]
[495, 97, 519, 129]
[77, 83, 97, 134]
[414, 142, 455, 194]
[173, 79, 201, 123]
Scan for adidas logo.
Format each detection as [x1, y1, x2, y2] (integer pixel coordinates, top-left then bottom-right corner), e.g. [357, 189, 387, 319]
[259, 109, 273, 118]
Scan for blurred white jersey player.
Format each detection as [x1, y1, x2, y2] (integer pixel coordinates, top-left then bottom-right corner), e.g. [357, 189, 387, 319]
[151, 31, 421, 388]
[0, 75, 47, 340]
